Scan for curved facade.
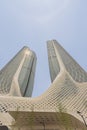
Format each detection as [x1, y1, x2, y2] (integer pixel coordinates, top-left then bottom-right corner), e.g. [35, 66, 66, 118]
[0, 40, 87, 130]
[0, 46, 37, 97]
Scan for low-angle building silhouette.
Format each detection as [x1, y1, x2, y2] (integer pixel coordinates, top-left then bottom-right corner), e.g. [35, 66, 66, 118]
[0, 40, 87, 130]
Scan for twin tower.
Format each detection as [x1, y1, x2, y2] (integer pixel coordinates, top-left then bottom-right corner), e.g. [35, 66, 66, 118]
[0, 40, 87, 130]
[0, 40, 86, 97]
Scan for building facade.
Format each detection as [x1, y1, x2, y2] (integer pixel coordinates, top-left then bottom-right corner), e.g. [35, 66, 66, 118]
[0, 40, 87, 130]
[0, 46, 37, 97]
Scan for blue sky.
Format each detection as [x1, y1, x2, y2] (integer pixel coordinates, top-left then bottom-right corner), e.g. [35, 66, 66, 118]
[0, 0, 87, 97]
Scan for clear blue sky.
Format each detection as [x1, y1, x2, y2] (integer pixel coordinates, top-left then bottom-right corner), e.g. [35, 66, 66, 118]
[0, 0, 87, 97]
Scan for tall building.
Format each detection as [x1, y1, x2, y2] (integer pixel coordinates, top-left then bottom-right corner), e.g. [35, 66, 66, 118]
[0, 40, 87, 130]
[0, 46, 37, 97]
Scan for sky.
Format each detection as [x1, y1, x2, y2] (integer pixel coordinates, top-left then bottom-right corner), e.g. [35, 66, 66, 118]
[0, 0, 87, 97]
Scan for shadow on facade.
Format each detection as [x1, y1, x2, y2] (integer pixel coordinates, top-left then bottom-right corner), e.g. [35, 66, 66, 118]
[0, 126, 8, 130]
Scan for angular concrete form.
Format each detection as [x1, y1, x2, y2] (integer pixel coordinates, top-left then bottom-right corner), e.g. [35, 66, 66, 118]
[0, 40, 87, 130]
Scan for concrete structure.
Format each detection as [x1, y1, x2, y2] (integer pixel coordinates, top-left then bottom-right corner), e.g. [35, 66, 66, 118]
[0, 40, 87, 130]
[0, 46, 36, 97]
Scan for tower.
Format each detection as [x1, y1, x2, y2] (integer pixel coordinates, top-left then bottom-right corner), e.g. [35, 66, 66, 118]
[0, 46, 37, 97]
[0, 41, 87, 130]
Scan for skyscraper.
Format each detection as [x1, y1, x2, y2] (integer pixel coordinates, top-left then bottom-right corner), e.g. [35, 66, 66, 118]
[0, 46, 37, 97]
[0, 40, 87, 130]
